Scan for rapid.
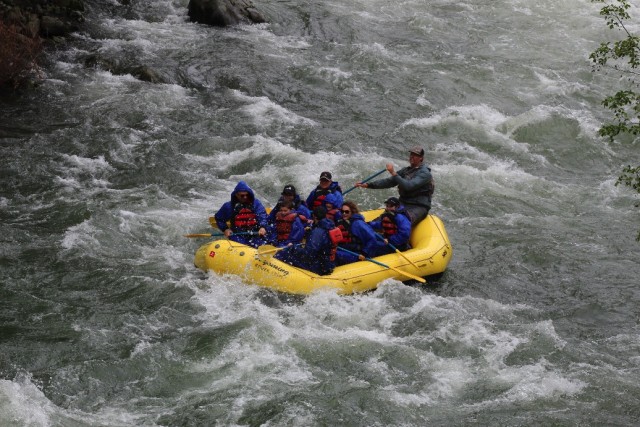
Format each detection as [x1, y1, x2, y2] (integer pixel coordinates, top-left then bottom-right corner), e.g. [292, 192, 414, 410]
[1, 0, 639, 425]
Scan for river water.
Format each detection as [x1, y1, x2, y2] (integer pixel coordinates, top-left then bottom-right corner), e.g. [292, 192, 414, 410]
[1, 0, 639, 425]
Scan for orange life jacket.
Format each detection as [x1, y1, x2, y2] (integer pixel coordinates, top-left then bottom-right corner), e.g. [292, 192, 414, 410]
[328, 227, 342, 261]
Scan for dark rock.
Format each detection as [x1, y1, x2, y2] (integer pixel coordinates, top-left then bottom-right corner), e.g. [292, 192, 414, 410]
[188, 0, 266, 27]
[245, 7, 264, 24]
[83, 53, 115, 71]
[39, 15, 75, 37]
[0, 0, 85, 39]
[67, 0, 85, 12]
[130, 65, 166, 84]
[70, 10, 83, 22]
[82, 54, 167, 84]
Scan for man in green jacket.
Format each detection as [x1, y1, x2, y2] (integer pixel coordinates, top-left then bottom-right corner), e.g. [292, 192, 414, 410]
[355, 146, 434, 225]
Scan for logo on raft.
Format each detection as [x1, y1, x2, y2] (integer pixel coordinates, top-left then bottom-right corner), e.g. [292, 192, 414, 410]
[255, 258, 290, 277]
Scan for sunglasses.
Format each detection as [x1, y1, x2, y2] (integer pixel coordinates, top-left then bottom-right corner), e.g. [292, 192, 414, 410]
[341, 209, 351, 214]
[237, 193, 249, 198]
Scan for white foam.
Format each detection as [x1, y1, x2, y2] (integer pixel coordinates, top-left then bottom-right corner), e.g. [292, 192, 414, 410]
[533, 70, 590, 97]
[233, 23, 312, 51]
[183, 276, 585, 410]
[318, 67, 352, 80]
[96, 15, 206, 53]
[356, 42, 392, 58]
[313, 66, 358, 91]
[183, 277, 316, 423]
[506, 104, 605, 146]
[61, 154, 113, 173]
[181, 136, 386, 206]
[0, 374, 53, 427]
[403, 103, 507, 131]
[61, 220, 101, 250]
[498, 362, 587, 402]
[416, 93, 433, 107]
[401, 104, 542, 161]
[232, 90, 317, 128]
[54, 154, 114, 195]
[0, 368, 189, 426]
[435, 162, 545, 200]
[403, 102, 611, 169]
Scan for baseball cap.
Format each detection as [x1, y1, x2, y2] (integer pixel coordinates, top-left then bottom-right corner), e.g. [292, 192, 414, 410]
[281, 185, 296, 195]
[385, 197, 400, 206]
[319, 171, 332, 181]
[409, 146, 424, 157]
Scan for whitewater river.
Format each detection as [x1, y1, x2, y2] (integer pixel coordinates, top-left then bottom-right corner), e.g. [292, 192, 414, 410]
[1, 0, 639, 425]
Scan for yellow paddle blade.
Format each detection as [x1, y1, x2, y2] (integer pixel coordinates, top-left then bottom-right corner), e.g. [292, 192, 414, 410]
[386, 264, 426, 283]
[184, 233, 213, 238]
[208, 217, 218, 229]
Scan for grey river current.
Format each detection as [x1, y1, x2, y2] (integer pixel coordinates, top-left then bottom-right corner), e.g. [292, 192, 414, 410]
[1, 0, 639, 425]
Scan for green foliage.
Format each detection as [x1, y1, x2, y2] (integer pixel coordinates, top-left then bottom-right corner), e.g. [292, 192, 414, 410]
[590, 0, 640, 240]
[599, 90, 640, 139]
[589, 0, 640, 141]
[617, 165, 640, 192]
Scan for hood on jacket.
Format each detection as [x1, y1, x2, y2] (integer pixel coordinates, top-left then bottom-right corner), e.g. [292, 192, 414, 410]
[324, 193, 341, 208]
[395, 205, 410, 217]
[231, 181, 255, 203]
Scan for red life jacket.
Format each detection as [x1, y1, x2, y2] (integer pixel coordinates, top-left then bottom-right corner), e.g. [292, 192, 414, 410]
[310, 187, 331, 208]
[380, 212, 399, 237]
[275, 211, 298, 241]
[336, 219, 352, 244]
[231, 203, 258, 230]
[326, 207, 339, 222]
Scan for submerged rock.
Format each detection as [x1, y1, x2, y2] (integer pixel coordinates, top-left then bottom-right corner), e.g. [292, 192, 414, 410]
[83, 54, 167, 84]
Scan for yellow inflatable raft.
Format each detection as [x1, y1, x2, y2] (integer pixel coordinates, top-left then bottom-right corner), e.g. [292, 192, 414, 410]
[194, 210, 452, 295]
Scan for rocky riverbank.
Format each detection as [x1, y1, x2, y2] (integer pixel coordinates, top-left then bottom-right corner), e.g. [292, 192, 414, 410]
[0, 0, 86, 88]
[0, 0, 267, 89]
[1, 0, 267, 42]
